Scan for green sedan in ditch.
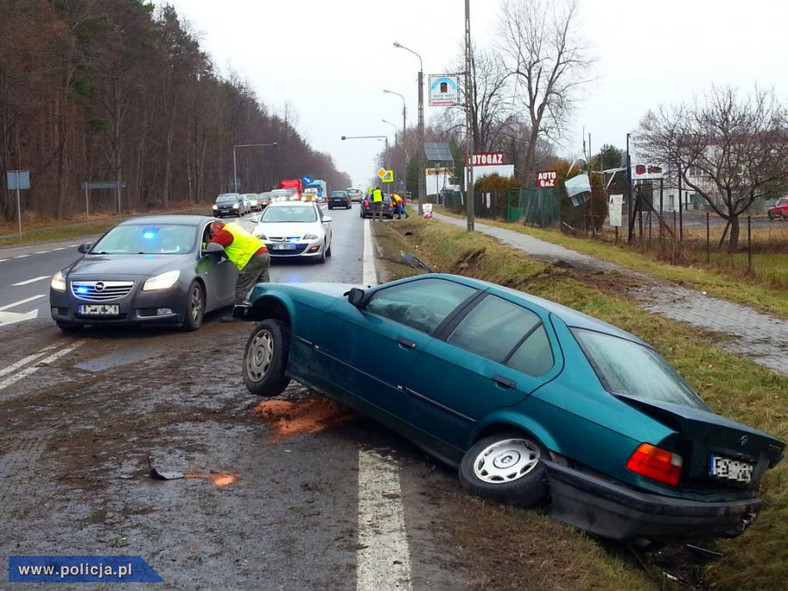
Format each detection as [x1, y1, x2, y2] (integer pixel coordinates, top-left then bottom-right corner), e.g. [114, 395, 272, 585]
[233, 273, 784, 543]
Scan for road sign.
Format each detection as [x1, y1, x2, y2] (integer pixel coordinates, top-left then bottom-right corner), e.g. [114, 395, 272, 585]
[7, 170, 30, 190]
[380, 170, 394, 183]
[377, 168, 387, 179]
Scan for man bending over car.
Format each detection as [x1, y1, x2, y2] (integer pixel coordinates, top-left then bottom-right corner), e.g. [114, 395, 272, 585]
[207, 220, 270, 322]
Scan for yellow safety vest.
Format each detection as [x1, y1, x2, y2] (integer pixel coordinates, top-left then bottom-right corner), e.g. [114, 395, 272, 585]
[223, 223, 266, 270]
[372, 188, 383, 202]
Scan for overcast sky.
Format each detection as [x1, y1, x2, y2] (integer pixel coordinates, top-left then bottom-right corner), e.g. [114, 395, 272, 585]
[155, 0, 788, 187]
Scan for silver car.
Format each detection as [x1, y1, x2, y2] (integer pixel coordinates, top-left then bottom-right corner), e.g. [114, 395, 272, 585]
[252, 200, 333, 263]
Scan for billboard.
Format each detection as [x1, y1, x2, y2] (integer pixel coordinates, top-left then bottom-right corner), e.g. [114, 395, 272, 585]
[428, 75, 459, 106]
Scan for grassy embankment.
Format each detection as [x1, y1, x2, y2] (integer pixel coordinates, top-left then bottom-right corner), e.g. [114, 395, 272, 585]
[373, 216, 786, 591]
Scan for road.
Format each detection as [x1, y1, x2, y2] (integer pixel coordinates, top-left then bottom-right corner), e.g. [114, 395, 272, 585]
[0, 206, 469, 590]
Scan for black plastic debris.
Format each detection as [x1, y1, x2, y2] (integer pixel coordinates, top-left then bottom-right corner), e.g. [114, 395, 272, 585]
[400, 252, 433, 273]
[147, 455, 183, 480]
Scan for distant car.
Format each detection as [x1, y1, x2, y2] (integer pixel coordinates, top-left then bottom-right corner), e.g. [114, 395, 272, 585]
[360, 194, 395, 219]
[212, 193, 247, 217]
[245, 193, 261, 212]
[767, 196, 788, 220]
[49, 215, 238, 332]
[258, 192, 273, 209]
[235, 273, 784, 543]
[346, 188, 363, 203]
[252, 200, 333, 263]
[327, 190, 351, 210]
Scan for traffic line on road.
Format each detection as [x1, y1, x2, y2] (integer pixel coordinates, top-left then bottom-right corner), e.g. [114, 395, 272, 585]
[0, 295, 45, 312]
[11, 276, 50, 286]
[0, 342, 82, 396]
[0, 344, 60, 379]
[362, 219, 378, 287]
[356, 449, 412, 591]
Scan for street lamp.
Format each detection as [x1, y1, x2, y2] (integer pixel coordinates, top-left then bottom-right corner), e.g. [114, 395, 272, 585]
[382, 119, 399, 182]
[382, 89, 407, 144]
[393, 42, 425, 214]
[233, 142, 277, 193]
[341, 134, 391, 180]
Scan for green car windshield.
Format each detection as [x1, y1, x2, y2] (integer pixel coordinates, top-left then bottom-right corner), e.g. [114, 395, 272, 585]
[574, 328, 709, 411]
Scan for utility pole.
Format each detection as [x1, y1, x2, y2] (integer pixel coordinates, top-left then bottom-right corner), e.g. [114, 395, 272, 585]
[464, 0, 475, 231]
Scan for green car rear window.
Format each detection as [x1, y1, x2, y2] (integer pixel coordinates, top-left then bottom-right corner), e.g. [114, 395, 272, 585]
[574, 328, 709, 410]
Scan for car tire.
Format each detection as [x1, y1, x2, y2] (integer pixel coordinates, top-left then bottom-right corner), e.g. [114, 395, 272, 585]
[326, 240, 332, 257]
[182, 281, 205, 331]
[459, 431, 549, 507]
[56, 321, 83, 333]
[318, 244, 326, 264]
[243, 319, 292, 396]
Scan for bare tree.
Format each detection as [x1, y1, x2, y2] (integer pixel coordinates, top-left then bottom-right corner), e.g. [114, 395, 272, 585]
[497, 0, 594, 187]
[639, 86, 788, 251]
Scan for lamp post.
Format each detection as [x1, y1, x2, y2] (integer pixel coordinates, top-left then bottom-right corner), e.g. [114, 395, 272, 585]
[341, 134, 391, 182]
[383, 89, 406, 145]
[393, 42, 425, 214]
[382, 119, 400, 186]
[233, 142, 277, 193]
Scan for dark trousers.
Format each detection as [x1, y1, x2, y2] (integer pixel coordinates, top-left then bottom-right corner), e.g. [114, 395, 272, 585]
[235, 251, 271, 304]
[372, 201, 383, 221]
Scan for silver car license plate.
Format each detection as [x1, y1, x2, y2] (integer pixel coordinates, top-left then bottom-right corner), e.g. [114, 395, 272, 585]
[272, 243, 296, 250]
[79, 304, 120, 316]
[709, 454, 753, 483]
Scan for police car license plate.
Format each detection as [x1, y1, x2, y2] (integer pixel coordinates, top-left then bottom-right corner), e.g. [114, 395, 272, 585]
[709, 455, 753, 483]
[79, 304, 119, 316]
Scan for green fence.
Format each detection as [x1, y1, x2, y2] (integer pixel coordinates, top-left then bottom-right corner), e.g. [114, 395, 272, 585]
[507, 188, 560, 226]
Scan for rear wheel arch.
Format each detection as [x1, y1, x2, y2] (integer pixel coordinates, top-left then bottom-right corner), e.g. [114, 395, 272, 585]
[471, 418, 559, 458]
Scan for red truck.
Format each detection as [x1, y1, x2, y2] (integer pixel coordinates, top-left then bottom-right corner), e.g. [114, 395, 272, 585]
[279, 179, 303, 199]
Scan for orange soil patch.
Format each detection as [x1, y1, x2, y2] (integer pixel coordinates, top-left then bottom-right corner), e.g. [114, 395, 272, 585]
[185, 473, 238, 487]
[254, 397, 356, 441]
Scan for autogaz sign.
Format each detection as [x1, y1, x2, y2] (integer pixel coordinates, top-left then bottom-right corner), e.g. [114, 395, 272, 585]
[536, 171, 558, 188]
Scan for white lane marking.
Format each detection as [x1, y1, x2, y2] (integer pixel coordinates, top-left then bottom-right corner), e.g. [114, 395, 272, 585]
[0, 342, 82, 395]
[0, 259, 8, 263]
[52, 247, 67, 251]
[0, 308, 39, 327]
[11, 276, 50, 286]
[0, 343, 60, 379]
[0, 295, 45, 312]
[357, 450, 412, 591]
[15, 254, 30, 259]
[362, 219, 378, 287]
[34, 251, 49, 255]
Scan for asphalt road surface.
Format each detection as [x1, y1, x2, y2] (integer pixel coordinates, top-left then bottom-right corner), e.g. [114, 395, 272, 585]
[0, 206, 469, 590]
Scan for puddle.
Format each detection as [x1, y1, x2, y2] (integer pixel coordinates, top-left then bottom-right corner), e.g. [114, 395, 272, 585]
[76, 345, 162, 372]
[254, 397, 356, 441]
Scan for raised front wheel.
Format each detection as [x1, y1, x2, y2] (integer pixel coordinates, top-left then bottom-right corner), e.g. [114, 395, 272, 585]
[243, 319, 292, 396]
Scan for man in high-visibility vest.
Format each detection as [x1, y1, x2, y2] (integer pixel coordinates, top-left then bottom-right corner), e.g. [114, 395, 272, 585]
[372, 186, 384, 222]
[391, 193, 409, 219]
[207, 220, 270, 322]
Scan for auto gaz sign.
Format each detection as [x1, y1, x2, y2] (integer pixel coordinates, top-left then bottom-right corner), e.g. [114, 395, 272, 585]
[536, 171, 557, 188]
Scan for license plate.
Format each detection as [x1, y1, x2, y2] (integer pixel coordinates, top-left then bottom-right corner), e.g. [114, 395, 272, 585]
[272, 243, 296, 250]
[710, 455, 753, 483]
[79, 304, 120, 316]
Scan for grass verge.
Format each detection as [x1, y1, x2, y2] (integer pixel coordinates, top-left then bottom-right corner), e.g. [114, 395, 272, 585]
[373, 217, 786, 591]
[434, 208, 787, 319]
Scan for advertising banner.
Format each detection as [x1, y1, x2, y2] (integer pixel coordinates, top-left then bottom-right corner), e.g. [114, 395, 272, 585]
[428, 75, 459, 106]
